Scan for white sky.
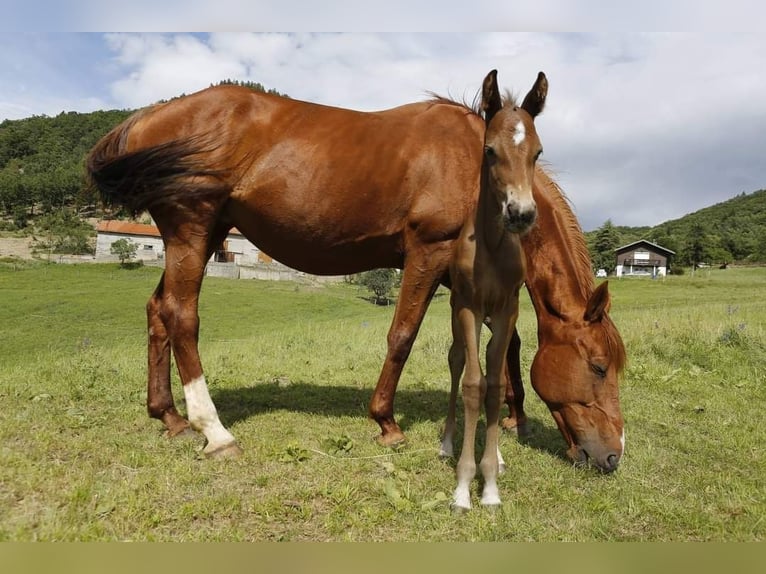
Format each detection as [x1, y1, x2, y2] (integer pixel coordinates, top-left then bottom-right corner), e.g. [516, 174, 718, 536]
[1, 2, 765, 231]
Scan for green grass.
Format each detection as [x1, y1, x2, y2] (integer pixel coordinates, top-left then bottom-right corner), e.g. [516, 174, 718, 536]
[0, 263, 764, 541]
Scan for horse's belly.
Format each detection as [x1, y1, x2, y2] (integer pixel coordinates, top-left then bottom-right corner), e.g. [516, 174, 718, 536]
[224, 198, 404, 275]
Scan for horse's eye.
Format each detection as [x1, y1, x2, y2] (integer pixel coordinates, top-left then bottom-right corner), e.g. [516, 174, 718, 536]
[590, 363, 608, 378]
[484, 146, 496, 159]
[534, 149, 543, 162]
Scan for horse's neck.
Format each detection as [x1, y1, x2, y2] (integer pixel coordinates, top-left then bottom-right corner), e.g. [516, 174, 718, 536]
[523, 183, 592, 326]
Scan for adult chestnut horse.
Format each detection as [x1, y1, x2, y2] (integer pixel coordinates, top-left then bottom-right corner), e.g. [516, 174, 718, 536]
[442, 70, 545, 510]
[87, 75, 488, 456]
[505, 169, 626, 472]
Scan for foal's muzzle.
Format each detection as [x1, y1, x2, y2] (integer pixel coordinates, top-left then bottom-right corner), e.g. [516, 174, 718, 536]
[504, 203, 537, 234]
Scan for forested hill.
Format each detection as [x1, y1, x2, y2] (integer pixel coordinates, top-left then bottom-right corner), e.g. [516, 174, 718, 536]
[0, 80, 286, 224]
[585, 189, 766, 267]
[0, 109, 133, 218]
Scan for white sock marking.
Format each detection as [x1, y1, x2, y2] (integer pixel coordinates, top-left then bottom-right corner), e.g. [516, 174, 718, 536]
[184, 376, 236, 452]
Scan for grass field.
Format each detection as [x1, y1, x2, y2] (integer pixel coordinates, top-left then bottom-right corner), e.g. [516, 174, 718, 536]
[0, 261, 764, 541]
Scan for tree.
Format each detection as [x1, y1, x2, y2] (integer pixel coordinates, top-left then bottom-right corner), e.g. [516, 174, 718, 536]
[35, 209, 95, 255]
[358, 268, 397, 305]
[589, 219, 621, 274]
[110, 238, 138, 267]
[686, 221, 708, 268]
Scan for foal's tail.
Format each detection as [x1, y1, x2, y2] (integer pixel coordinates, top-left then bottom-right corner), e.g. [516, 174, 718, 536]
[86, 113, 231, 217]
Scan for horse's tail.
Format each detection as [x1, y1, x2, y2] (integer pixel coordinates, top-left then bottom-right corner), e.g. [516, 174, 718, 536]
[86, 112, 231, 217]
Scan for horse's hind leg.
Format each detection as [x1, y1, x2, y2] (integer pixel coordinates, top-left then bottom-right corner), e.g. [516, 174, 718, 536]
[146, 272, 193, 437]
[158, 225, 242, 458]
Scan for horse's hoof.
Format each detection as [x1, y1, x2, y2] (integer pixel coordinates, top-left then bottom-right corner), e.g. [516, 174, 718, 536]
[377, 431, 407, 449]
[501, 417, 529, 437]
[204, 442, 244, 459]
[165, 427, 197, 440]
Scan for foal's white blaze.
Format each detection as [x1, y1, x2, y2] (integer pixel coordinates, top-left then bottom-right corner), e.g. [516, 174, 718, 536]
[620, 429, 626, 455]
[184, 376, 236, 452]
[513, 120, 526, 146]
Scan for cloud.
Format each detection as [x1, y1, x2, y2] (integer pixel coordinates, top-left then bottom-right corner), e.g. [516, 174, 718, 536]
[94, 32, 766, 229]
[3, 31, 765, 232]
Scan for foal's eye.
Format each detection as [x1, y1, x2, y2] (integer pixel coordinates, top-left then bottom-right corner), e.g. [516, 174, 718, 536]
[534, 149, 543, 162]
[484, 146, 496, 159]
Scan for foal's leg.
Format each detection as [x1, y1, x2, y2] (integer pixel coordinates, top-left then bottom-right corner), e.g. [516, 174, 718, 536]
[160, 230, 242, 458]
[480, 308, 516, 507]
[146, 273, 192, 437]
[369, 247, 448, 446]
[453, 307, 483, 511]
[502, 328, 529, 435]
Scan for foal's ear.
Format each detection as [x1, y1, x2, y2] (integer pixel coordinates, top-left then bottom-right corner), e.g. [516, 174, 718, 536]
[521, 71, 548, 119]
[481, 69, 502, 125]
[584, 281, 611, 323]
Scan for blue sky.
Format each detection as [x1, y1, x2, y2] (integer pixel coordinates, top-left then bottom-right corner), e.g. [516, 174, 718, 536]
[2, 10, 766, 231]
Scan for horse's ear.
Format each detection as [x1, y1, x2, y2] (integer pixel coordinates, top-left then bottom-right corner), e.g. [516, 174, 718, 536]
[521, 71, 548, 119]
[481, 69, 502, 125]
[584, 281, 611, 323]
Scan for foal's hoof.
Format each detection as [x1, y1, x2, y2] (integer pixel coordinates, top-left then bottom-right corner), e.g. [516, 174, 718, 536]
[450, 502, 471, 514]
[204, 441, 244, 459]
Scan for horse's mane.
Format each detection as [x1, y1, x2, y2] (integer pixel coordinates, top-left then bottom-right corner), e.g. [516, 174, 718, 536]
[536, 167, 627, 372]
[536, 167, 596, 301]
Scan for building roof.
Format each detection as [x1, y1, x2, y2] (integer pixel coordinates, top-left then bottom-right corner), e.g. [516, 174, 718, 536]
[96, 220, 244, 238]
[96, 220, 161, 237]
[614, 239, 676, 256]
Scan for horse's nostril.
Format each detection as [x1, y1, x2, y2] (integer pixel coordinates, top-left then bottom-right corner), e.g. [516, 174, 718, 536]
[605, 453, 619, 473]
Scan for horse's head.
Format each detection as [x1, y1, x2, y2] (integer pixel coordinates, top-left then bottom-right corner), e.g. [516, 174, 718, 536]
[481, 70, 547, 235]
[530, 282, 626, 473]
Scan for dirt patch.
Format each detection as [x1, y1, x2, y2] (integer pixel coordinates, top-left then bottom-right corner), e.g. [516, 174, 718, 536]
[0, 237, 36, 260]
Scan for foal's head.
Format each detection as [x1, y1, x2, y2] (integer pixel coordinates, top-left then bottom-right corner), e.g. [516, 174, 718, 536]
[481, 70, 547, 234]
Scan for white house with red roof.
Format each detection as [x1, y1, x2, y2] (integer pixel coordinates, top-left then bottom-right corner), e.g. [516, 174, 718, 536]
[95, 220, 266, 265]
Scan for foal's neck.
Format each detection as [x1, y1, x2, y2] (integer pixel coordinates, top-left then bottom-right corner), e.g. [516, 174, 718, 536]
[475, 168, 509, 249]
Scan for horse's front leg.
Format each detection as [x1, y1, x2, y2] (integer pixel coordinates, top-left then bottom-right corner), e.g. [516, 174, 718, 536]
[441, 293, 466, 458]
[368, 245, 449, 446]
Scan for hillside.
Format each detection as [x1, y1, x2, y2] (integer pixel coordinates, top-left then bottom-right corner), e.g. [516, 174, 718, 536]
[0, 80, 287, 226]
[585, 189, 766, 266]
